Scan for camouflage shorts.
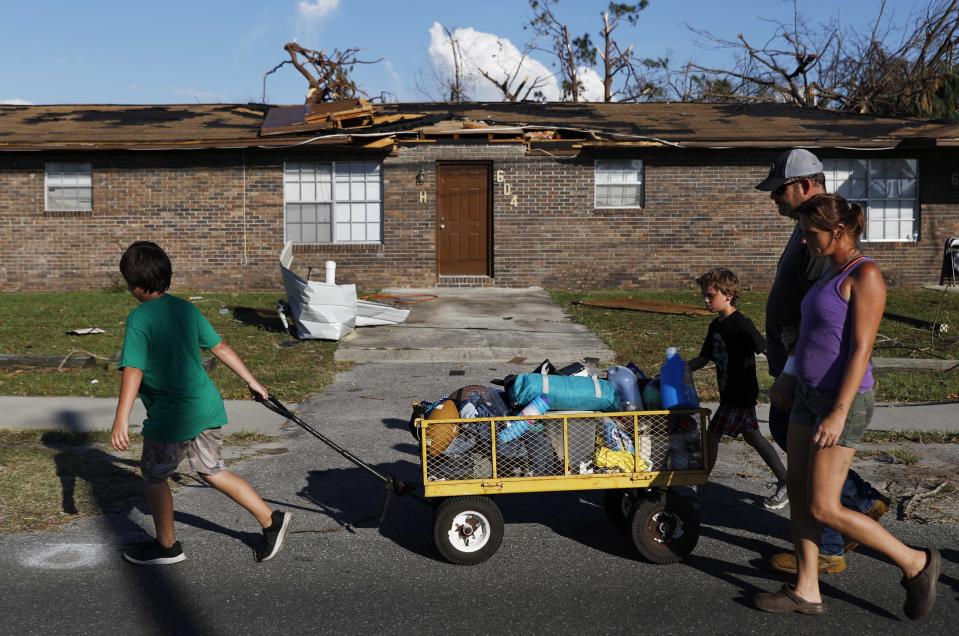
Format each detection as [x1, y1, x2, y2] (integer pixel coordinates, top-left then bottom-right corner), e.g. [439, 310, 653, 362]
[141, 428, 224, 483]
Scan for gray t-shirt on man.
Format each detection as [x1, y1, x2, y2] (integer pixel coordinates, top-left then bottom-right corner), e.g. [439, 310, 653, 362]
[765, 223, 830, 377]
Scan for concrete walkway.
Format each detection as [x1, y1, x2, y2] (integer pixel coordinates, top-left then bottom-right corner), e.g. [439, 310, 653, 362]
[2, 395, 955, 434]
[336, 287, 615, 363]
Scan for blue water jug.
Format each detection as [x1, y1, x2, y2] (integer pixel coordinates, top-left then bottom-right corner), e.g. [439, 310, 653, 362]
[498, 394, 549, 443]
[606, 365, 642, 411]
[660, 347, 687, 409]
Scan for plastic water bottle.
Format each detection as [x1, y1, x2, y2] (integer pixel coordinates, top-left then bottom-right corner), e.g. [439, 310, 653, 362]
[606, 365, 642, 411]
[498, 395, 549, 443]
[660, 347, 686, 409]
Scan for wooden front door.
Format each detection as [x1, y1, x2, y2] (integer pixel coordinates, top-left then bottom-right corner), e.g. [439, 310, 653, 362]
[436, 163, 491, 276]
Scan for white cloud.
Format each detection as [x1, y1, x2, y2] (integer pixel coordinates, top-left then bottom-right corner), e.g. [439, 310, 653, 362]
[428, 22, 556, 101]
[576, 66, 605, 101]
[297, 0, 339, 20]
[174, 88, 227, 102]
[0, 98, 33, 105]
[428, 22, 607, 102]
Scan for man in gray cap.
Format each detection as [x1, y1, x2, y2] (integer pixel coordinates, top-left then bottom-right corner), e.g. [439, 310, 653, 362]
[757, 149, 889, 575]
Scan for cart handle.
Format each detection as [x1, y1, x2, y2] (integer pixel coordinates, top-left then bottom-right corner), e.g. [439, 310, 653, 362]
[253, 393, 423, 519]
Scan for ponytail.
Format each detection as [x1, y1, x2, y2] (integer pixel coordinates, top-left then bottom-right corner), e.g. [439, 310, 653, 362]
[795, 193, 865, 240]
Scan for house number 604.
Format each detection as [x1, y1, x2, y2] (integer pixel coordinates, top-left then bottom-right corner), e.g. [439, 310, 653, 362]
[495, 170, 518, 206]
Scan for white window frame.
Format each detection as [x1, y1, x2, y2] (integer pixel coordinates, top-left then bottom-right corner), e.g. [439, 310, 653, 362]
[45, 162, 92, 212]
[283, 161, 382, 245]
[594, 159, 644, 209]
[823, 158, 919, 242]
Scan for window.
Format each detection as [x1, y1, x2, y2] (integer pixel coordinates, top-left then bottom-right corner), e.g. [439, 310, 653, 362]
[45, 162, 92, 212]
[594, 159, 643, 208]
[284, 161, 381, 244]
[823, 159, 918, 242]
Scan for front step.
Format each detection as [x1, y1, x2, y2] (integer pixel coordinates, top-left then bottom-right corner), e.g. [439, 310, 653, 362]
[437, 275, 495, 288]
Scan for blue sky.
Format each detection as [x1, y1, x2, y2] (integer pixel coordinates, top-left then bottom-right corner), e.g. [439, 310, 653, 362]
[0, 0, 925, 105]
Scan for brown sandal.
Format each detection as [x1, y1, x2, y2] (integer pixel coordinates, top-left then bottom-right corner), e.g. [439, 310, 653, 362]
[754, 584, 827, 615]
[902, 547, 941, 620]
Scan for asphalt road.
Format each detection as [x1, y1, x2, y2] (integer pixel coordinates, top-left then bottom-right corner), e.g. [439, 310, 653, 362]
[2, 362, 957, 635]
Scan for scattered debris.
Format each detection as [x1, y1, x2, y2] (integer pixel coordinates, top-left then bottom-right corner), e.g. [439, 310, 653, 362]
[902, 480, 951, 520]
[883, 311, 948, 334]
[58, 350, 111, 370]
[279, 243, 409, 340]
[870, 358, 959, 372]
[1, 354, 96, 370]
[65, 327, 105, 336]
[365, 293, 438, 304]
[575, 298, 712, 316]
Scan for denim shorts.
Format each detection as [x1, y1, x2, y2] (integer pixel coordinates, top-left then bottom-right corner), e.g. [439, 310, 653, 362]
[790, 384, 874, 449]
[140, 427, 224, 483]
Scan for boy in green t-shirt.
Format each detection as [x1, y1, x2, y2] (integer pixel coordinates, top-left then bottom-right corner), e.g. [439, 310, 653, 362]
[111, 241, 292, 565]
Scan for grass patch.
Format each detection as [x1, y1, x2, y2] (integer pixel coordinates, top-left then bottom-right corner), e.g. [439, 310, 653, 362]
[862, 430, 959, 444]
[0, 428, 283, 534]
[550, 288, 959, 404]
[0, 291, 337, 401]
[0, 429, 146, 533]
[881, 447, 922, 465]
[224, 430, 277, 446]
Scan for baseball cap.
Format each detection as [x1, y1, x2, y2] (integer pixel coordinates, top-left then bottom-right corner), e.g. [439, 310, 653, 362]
[755, 149, 824, 191]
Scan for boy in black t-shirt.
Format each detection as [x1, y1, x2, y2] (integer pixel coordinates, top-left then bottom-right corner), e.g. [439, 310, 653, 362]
[688, 268, 789, 510]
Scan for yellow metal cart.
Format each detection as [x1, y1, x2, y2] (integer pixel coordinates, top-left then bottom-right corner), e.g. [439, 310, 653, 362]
[417, 407, 711, 566]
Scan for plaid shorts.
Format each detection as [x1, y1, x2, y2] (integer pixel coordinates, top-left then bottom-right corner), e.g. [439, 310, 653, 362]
[708, 404, 759, 438]
[140, 427, 224, 483]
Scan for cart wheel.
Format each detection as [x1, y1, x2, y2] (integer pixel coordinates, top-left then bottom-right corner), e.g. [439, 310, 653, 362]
[433, 496, 503, 566]
[603, 489, 638, 532]
[629, 490, 700, 564]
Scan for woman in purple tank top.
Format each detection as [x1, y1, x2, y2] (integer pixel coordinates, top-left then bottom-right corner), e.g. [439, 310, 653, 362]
[755, 194, 940, 619]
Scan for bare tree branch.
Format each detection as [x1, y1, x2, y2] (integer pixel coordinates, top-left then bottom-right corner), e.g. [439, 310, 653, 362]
[283, 43, 381, 104]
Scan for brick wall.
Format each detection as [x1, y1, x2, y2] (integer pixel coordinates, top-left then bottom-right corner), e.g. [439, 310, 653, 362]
[1, 146, 956, 291]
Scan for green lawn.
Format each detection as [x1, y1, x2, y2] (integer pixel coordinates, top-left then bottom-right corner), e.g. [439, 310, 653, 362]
[0, 291, 339, 402]
[550, 288, 959, 404]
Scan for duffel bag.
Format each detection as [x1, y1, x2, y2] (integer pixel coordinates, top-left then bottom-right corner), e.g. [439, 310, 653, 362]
[507, 368, 620, 412]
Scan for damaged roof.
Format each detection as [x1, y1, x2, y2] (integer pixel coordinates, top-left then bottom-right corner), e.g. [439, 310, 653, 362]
[1, 101, 958, 152]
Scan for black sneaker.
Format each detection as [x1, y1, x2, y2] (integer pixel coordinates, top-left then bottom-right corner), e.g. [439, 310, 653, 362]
[257, 510, 292, 562]
[123, 540, 186, 565]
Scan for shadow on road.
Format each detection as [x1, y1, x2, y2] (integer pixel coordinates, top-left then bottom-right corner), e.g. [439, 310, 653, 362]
[43, 410, 216, 635]
[694, 526, 899, 619]
[297, 460, 439, 560]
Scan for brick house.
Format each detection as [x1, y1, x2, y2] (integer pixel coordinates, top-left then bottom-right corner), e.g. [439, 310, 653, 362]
[1, 101, 957, 292]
